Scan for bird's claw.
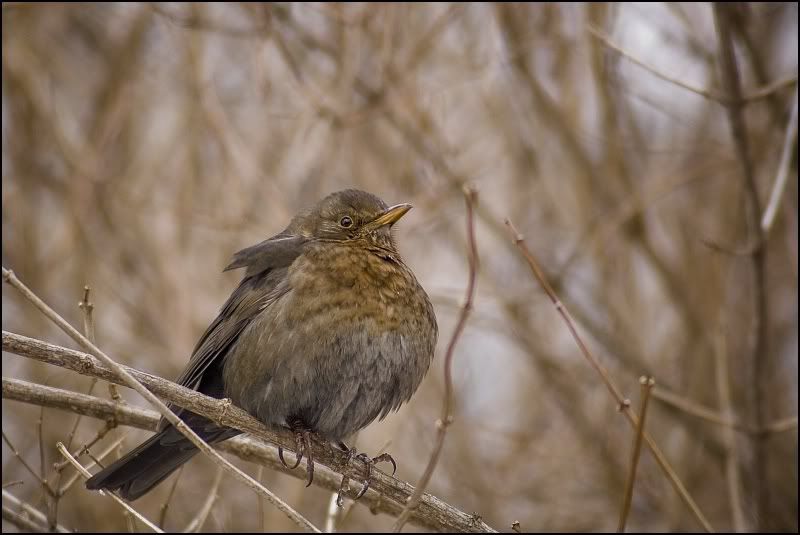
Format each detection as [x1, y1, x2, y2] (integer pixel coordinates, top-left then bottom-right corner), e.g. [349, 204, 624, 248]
[278, 423, 315, 487]
[335, 445, 398, 505]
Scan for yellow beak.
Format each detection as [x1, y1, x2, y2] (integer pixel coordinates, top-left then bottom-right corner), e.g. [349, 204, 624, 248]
[369, 203, 412, 228]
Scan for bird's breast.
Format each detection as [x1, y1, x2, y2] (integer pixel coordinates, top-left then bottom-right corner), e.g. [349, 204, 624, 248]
[286, 242, 431, 333]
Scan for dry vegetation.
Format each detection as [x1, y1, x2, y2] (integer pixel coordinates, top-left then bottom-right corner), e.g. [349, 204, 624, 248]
[2, 2, 798, 532]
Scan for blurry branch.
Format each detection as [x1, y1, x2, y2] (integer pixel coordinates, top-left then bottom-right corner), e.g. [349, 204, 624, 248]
[618, 377, 655, 533]
[712, 6, 768, 530]
[744, 75, 798, 102]
[503, 219, 714, 533]
[759, 416, 798, 435]
[587, 26, 726, 102]
[3, 504, 46, 533]
[656, 386, 795, 435]
[714, 321, 746, 532]
[651, 388, 750, 433]
[497, 6, 596, 191]
[761, 87, 798, 233]
[588, 26, 797, 104]
[2, 267, 320, 534]
[158, 465, 184, 530]
[2, 490, 69, 534]
[392, 187, 480, 533]
[148, 2, 271, 38]
[56, 442, 163, 533]
[1, 340, 498, 533]
[182, 467, 223, 533]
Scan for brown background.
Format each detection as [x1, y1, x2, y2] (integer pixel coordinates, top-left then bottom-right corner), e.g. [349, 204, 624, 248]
[2, 3, 797, 532]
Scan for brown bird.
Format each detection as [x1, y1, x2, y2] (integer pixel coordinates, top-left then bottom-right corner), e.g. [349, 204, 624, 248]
[86, 189, 438, 503]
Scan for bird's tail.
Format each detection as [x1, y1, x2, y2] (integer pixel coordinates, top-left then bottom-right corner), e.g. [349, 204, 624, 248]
[85, 429, 199, 501]
[85, 417, 239, 501]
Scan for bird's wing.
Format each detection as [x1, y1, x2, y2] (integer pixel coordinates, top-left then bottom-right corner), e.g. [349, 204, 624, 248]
[224, 233, 308, 278]
[170, 233, 308, 397]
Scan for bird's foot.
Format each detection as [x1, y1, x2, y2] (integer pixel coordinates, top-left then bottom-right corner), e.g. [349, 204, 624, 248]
[277, 421, 315, 487]
[335, 442, 397, 507]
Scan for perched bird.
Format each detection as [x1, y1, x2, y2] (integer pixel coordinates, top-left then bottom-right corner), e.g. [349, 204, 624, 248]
[85, 189, 438, 502]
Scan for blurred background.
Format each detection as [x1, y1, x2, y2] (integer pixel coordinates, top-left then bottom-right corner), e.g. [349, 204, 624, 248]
[2, 2, 797, 532]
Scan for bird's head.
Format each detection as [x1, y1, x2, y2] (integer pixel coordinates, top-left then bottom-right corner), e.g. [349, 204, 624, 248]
[293, 189, 412, 252]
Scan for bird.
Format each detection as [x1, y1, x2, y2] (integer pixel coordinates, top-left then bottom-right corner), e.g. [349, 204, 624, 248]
[85, 189, 438, 503]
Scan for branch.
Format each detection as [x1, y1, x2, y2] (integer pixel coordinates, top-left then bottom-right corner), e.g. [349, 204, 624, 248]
[56, 442, 163, 532]
[1, 490, 69, 533]
[503, 219, 714, 533]
[618, 377, 655, 532]
[761, 87, 798, 233]
[2, 335, 498, 533]
[392, 186, 480, 532]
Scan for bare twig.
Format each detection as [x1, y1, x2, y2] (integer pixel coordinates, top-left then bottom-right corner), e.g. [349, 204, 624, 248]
[761, 87, 798, 233]
[391, 186, 480, 533]
[56, 441, 163, 533]
[2, 341, 498, 533]
[1, 431, 55, 497]
[618, 376, 655, 532]
[1, 490, 69, 533]
[182, 466, 223, 533]
[759, 416, 798, 435]
[3, 504, 47, 533]
[651, 388, 752, 433]
[713, 321, 746, 532]
[503, 219, 714, 533]
[52, 286, 102, 529]
[158, 465, 184, 530]
[2, 266, 320, 534]
[587, 26, 727, 103]
[58, 435, 127, 496]
[745, 74, 798, 102]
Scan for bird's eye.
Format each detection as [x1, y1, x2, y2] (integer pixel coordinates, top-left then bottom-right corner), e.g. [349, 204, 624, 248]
[339, 216, 353, 228]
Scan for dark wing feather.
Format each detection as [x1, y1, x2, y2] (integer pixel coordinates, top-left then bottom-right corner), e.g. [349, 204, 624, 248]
[224, 234, 307, 277]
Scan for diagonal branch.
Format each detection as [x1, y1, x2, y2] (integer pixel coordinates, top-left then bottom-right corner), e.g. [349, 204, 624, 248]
[392, 186, 480, 533]
[503, 219, 714, 533]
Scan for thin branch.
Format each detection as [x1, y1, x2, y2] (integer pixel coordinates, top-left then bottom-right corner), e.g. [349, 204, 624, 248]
[391, 186, 480, 533]
[182, 467, 223, 533]
[158, 465, 184, 530]
[2, 266, 320, 534]
[714, 320, 746, 532]
[587, 26, 727, 103]
[1, 431, 55, 497]
[1, 490, 69, 533]
[759, 416, 798, 435]
[3, 504, 47, 533]
[651, 388, 753, 433]
[58, 435, 127, 497]
[503, 219, 714, 533]
[56, 442, 163, 533]
[2, 343, 498, 533]
[618, 376, 655, 532]
[761, 87, 798, 233]
[745, 74, 798, 102]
